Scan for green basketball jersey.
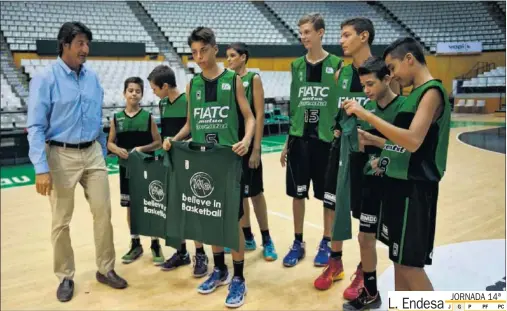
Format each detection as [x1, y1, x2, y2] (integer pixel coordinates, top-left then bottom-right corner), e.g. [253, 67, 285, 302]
[114, 109, 153, 151]
[331, 64, 372, 241]
[378, 80, 451, 181]
[126, 151, 180, 248]
[361, 95, 406, 176]
[331, 115, 362, 241]
[336, 64, 371, 111]
[241, 71, 257, 111]
[164, 141, 242, 250]
[189, 70, 242, 146]
[159, 94, 187, 139]
[289, 54, 342, 142]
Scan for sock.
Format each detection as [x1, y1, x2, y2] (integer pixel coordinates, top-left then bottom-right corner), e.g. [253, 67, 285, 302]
[261, 230, 271, 245]
[363, 271, 378, 295]
[150, 238, 160, 248]
[323, 236, 331, 242]
[196, 246, 205, 255]
[233, 260, 245, 280]
[178, 242, 187, 255]
[213, 252, 226, 271]
[295, 233, 303, 243]
[242, 226, 254, 240]
[331, 251, 342, 259]
[131, 234, 140, 239]
[131, 236, 140, 247]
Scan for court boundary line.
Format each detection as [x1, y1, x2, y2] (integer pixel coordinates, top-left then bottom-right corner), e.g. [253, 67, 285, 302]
[455, 128, 505, 156]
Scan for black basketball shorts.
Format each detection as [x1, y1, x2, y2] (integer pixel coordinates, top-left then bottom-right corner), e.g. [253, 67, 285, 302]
[382, 177, 438, 268]
[119, 165, 130, 207]
[242, 146, 264, 198]
[358, 176, 384, 236]
[323, 137, 340, 210]
[286, 135, 331, 201]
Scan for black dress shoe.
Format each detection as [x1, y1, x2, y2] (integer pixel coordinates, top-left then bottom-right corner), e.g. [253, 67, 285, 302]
[56, 278, 74, 302]
[96, 270, 128, 289]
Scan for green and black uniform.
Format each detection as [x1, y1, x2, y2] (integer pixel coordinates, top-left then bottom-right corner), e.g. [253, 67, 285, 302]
[188, 69, 245, 219]
[159, 94, 187, 139]
[379, 79, 451, 268]
[164, 141, 242, 251]
[287, 53, 342, 200]
[356, 96, 405, 242]
[125, 151, 180, 247]
[114, 108, 154, 206]
[240, 71, 264, 197]
[324, 64, 369, 211]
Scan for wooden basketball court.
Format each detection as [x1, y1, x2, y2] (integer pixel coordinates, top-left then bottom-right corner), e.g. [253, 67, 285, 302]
[1, 114, 505, 310]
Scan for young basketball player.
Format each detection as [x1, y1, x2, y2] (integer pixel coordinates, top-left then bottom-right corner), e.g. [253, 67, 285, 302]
[280, 13, 343, 269]
[343, 37, 451, 291]
[342, 57, 406, 311]
[107, 77, 164, 265]
[224, 42, 277, 261]
[147, 65, 209, 277]
[314, 17, 373, 298]
[162, 27, 255, 308]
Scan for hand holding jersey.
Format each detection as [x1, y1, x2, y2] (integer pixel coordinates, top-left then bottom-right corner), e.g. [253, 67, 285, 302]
[165, 27, 255, 308]
[343, 37, 451, 292]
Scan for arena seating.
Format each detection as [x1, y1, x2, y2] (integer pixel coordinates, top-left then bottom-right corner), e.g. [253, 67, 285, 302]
[461, 66, 506, 92]
[1, 73, 25, 130]
[265, 1, 404, 45]
[498, 1, 506, 14]
[0, 1, 160, 54]
[0, 73, 22, 112]
[381, 1, 505, 52]
[140, 1, 291, 54]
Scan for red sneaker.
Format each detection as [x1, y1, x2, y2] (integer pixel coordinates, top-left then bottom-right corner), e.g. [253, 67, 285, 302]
[343, 264, 364, 300]
[314, 257, 344, 290]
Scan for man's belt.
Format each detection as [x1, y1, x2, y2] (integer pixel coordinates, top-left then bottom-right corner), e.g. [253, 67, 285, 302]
[47, 140, 94, 149]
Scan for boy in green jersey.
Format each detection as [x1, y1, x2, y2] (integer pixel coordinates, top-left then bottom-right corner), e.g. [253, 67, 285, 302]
[342, 57, 405, 311]
[163, 27, 255, 308]
[224, 42, 277, 261]
[148, 65, 187, 140]
[147, 65, 209, 278]
[107, 77, 163, 265]
[314, 17, 373, 298]
[344, 37, 451, 291]
[280, 13, 343, 269]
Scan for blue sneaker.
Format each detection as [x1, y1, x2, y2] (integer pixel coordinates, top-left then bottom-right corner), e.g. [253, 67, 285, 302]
[225, 277, 247, 308]
[197, 267, 231, 294]
[224, 238, 257, 253]
[245, 238, 256, 251]
[263, 239, 278, 261]
[314, 239, 331, 267]
[283, 240, 305, 267]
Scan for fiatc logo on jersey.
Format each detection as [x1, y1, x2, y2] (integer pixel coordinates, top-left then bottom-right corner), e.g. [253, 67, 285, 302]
[181, 172, 223, 218]
[297, 86, 329, 107]
[193, 106, 230, 130]
[337, 96, 370, 108]
[143, 180, 167, 219]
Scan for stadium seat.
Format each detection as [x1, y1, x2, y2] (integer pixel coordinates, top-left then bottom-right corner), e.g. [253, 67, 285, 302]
[382, 1, 505, 51]
[266, 1, 404, 45]
[0, 1, 159, 53]
[140, 1, 290, 48]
